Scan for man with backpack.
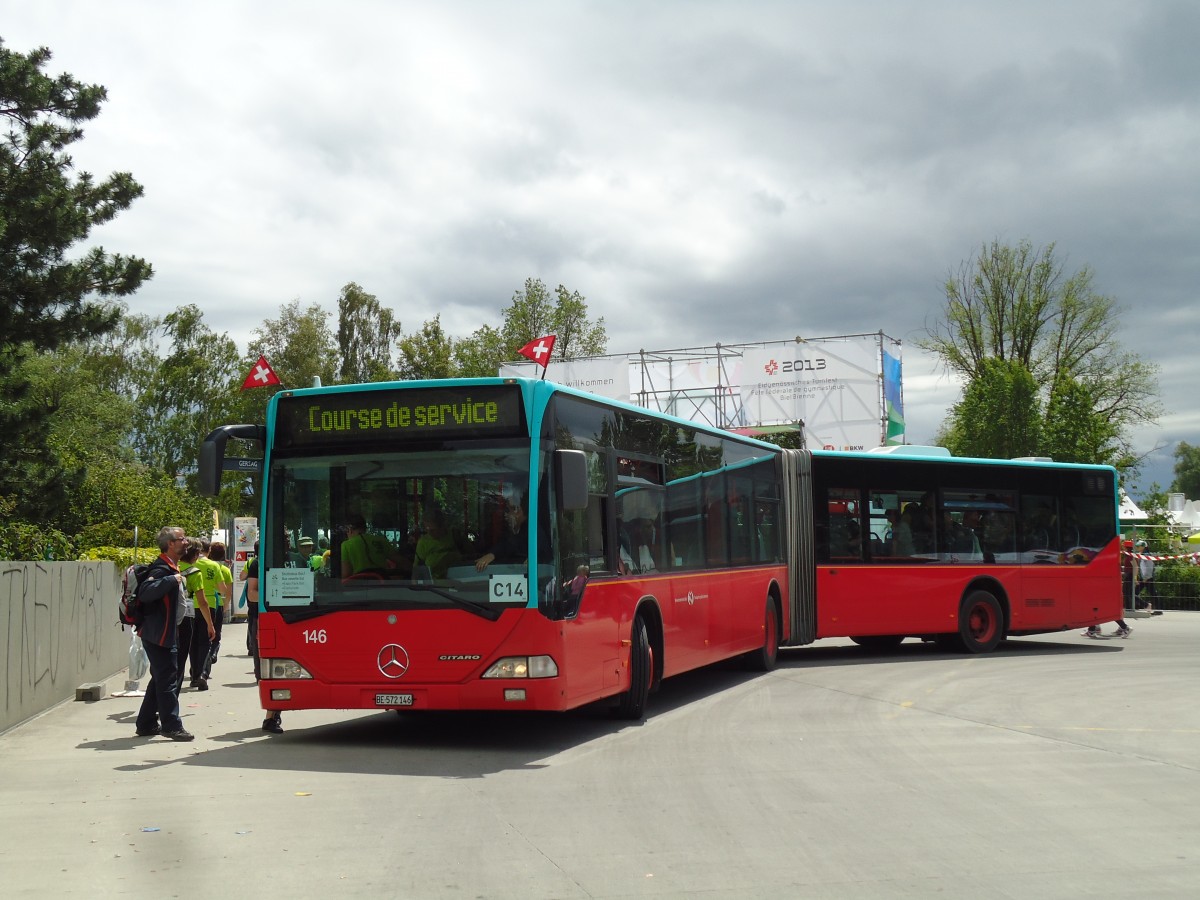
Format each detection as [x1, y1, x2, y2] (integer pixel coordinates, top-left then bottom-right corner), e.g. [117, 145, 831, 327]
[133, 525, 196, 742]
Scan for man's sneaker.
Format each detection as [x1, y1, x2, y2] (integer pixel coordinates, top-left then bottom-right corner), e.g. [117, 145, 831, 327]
[1082, 628, 1101, 637]
[262, 714, 284, 734]
[163, 728, 195, 742]
[135, 725, 161, 737]
[1114, 626, 1132, 638]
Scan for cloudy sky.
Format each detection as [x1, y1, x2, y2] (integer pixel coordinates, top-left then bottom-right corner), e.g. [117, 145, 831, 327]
[6, 1, 1197, 496]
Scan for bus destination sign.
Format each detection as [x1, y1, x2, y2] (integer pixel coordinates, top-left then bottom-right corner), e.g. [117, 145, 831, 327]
[274, 385, 526, 449]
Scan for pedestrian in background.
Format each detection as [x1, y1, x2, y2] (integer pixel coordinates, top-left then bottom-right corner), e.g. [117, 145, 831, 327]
[1135, 540, 1157, 612]
[199, 541, 233, 680]
[245, 549, 284, 734]
[177, 538, 216, 690]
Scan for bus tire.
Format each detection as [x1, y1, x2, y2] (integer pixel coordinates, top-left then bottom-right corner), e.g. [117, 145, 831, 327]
[615, 616, 653, 720]
[956, 589, 1003, 653]
[744, 599, 780, 671]
[849, 635, 904, 651]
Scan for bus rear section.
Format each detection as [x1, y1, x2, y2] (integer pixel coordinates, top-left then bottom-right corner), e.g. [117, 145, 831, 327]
[783, 449, 1122, 652]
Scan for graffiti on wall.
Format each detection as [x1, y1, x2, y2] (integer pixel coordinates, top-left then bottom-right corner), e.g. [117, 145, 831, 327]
[1, 562, 123, 727]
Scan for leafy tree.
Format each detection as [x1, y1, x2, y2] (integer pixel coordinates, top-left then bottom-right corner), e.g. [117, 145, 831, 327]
[921, 239, 1158, 467]
[135, 304, 241, 480]
[545, 282, 607, 360]
[1172, 442, 1200, 499]
[454, 278, 607, 376]
[1041, 376, 1121, 465]
[0, 42, 152, 524]
[336, 282, 400, 384]
[943, 358, 1042, 459]
[0, 42, 151, 357]
[248, 299, 336, 389]
[11, 334, 213, 551]
[396, 314, 456, 380]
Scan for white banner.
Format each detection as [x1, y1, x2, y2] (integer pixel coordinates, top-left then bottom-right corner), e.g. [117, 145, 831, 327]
[499, 358, 630, 402]
[741, 338, 882, 451]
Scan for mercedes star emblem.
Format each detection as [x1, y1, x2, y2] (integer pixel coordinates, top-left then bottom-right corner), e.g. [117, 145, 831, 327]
[377, 643, 410, 679]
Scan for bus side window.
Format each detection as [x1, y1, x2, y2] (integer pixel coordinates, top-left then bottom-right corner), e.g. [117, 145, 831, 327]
[826, 488, 862, 562]
[704, 472, 729, 567]
[728, 472, 754, 565]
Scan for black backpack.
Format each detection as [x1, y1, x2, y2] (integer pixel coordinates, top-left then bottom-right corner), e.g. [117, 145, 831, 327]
[119, 563, 152, 626]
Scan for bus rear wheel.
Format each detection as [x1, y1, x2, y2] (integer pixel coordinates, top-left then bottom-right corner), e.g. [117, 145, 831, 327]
[956, 589, 1003, 653]
[744, 599, 780, 671]
[614, 616, 653, 720]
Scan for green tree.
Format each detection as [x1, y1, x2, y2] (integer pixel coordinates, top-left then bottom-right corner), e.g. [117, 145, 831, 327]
[13, 335, 212, 549]
[921, 239, 1158, 467]
[336, 282, 400, 384]
[1041, 376, 1121, 465]
[943, 357, 1042, 459]
[136, 304, 241, 480]
[1172, 442, 1200, 499]
[453, 324, 507, 378]
[454, 278, 607, 376]
[0, 42, 152, 524]
[546, 282, 607, 360]
[249, 299, 336, 389]
[396, 314, 456, 380]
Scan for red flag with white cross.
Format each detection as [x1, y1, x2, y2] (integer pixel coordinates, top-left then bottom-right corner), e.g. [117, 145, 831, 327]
[241, 355, 281, 390]
[517, 334, 556, 369]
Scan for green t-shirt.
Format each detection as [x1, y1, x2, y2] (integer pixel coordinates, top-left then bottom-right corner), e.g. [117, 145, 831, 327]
[414, 533, 460, 578]
[196, 557, 231, 608]
[183, 566, 207, 609]
[342, 532, 393, 574]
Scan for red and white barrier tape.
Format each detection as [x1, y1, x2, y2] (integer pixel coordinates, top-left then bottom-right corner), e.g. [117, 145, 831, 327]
[1123, 550, 1200, 562]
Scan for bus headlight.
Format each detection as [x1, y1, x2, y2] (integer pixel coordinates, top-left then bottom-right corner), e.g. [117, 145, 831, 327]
[482, 655, 558, 679]
[260, 658, 313, 680]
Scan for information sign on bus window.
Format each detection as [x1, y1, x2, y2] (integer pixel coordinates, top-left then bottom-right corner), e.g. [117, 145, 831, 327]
[274, 385, 526, 449]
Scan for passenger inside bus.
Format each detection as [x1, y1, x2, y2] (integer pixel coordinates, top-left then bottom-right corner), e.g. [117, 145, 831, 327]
[475, 497, 529, 570]
[340, 514, 400, 578]
[412, 508, 463, 578]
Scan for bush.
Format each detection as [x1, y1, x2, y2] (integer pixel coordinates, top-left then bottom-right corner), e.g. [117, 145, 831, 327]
[80, 545, 160, 569]
[0, 520, 76, 561]
[1152, 559, 1200, 611]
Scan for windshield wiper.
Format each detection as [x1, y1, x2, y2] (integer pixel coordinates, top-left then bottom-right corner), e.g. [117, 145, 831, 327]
[405, 584, 502, 621]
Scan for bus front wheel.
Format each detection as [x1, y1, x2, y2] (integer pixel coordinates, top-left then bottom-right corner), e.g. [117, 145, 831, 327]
[956, 589, 1003, 653]
[614, 616, 653, 720]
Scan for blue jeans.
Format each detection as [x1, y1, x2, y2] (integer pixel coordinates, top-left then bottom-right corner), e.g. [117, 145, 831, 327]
[136, 638, 183, 733]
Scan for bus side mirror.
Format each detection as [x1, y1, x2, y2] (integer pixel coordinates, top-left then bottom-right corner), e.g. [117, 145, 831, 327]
[198, 424, 266, 497]
[556, 449, 588, 511]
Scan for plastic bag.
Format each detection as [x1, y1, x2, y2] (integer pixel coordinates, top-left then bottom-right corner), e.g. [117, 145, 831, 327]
[129, 632, 150, 682]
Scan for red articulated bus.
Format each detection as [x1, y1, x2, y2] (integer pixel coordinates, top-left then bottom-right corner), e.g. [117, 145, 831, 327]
[199, 379, 1120, 723]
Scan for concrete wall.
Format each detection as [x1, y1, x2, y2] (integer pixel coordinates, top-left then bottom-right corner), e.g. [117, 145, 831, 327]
[1, 561, 129, 734]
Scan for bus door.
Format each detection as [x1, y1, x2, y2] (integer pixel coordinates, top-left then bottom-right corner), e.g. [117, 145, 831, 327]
[555, 449, 623, 702]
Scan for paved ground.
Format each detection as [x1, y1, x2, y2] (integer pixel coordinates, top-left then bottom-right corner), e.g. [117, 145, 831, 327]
[3, 613, 1198, 898]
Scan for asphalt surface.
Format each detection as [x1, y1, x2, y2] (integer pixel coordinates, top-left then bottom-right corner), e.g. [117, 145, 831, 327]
[4, 612, 1198, 898]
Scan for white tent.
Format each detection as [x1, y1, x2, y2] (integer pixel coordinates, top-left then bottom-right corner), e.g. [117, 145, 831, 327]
[1168, 498, 1200, 532]
[1119, 490, 1148, 522]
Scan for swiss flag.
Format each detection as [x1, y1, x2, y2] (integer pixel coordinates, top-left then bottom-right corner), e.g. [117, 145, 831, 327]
[517, 334, 556, 369]
[241, 355, 281, 390]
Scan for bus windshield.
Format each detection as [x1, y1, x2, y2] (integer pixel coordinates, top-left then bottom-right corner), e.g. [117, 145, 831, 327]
[265, 444, 542, 618]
